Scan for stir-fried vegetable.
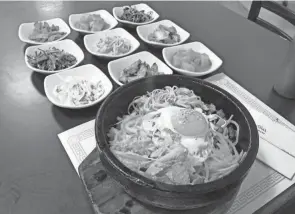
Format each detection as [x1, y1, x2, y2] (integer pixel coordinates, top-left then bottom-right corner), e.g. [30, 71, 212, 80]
[119, 60, 163, 84]
[29, 21, 66, 43]
[27, 47, 77, 71]
[119, 6, 153, 23]
[148, 24, 180, 44]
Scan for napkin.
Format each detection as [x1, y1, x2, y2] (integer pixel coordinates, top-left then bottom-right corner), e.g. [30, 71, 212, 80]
[249, 109, 295, 157]
[249, 109, 295, 179]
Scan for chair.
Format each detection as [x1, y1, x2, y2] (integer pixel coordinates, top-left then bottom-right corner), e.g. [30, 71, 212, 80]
[248, 1, 295, 41]
[283, 1, 288, 7]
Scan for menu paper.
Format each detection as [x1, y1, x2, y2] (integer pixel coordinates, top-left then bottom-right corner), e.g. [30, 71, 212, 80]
[58, 72, 295, 214]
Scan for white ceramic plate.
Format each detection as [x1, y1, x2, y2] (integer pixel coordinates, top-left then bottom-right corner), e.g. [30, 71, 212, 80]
[69, 10, 118, 34]
[44, 64, 113, 109]
[108, 51, 173, 86]
[84, 27, 140, 59]
[113, 3, 159, 27]
[162, 41, 223, 77]
[18, 18, 71, 45]
[136, 19, 190, 48]
[25, 39, 84, 74]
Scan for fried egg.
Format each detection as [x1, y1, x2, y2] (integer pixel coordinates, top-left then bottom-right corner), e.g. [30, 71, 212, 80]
[142, 106, 211, 161]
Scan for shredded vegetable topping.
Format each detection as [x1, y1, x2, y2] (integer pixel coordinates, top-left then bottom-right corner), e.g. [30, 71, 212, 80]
[96, 36, 132, 55]
[53, 76, 105, 106]
[108, 86, 245, 185]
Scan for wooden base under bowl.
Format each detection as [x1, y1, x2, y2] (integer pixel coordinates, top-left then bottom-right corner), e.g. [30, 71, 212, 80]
[79, 148, 239, 214]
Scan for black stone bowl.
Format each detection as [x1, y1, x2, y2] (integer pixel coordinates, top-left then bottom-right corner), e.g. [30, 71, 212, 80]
[95, 75, 259, 211]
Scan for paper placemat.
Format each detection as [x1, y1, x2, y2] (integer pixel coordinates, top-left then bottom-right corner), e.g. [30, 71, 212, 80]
[58, 73, 295, 214]
[206, 73, 295, 179]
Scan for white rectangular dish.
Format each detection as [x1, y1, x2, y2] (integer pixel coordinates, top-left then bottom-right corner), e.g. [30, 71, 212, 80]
[113, 3, 159, 27]
[84, 27, 140, 59]
[24, 39, 84, 74]
[108, 51, 173, 86]
[44, 64, 113, 109]
[136, 19, 190, 48]
[18, 18, 71, 45]
[69, 9, 118, 34]
[162, 41, 223, 77]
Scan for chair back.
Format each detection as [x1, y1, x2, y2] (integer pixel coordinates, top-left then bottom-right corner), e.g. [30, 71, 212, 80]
[248, 1, 295, 41]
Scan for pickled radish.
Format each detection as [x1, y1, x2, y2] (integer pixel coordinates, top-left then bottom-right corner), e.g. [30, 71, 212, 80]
[171, 48, 212, 72]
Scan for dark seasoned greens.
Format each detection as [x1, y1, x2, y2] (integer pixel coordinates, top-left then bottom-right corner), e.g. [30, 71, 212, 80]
[119, 6, 153, 23]
[27, 47, 77, 71]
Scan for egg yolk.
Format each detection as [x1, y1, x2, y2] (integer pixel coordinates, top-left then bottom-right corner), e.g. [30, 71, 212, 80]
[171, 109, 208, 137]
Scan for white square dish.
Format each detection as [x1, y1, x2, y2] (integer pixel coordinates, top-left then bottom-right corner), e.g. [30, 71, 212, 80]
[84, 27, 140, 59]
[24, 39, 84, 74]
[69, 10, 118, 34]
[113, 3, 159, 27]
[44, 64, 113, 109]
[162, 41, 223, 77]
[136, 19, 190, 48]
[18, 18, 71, 45]
[108, 51, 173, 86]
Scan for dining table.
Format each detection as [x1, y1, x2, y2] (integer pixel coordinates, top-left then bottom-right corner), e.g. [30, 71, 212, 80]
[1, 1, 295, 214]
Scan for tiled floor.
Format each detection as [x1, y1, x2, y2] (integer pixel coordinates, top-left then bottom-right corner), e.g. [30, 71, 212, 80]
[221, 1, 295, 38]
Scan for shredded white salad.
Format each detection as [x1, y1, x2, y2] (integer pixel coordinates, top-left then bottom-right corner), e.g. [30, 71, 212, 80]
[96, 36, 132, 55]
[53, 76, 105, 106]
